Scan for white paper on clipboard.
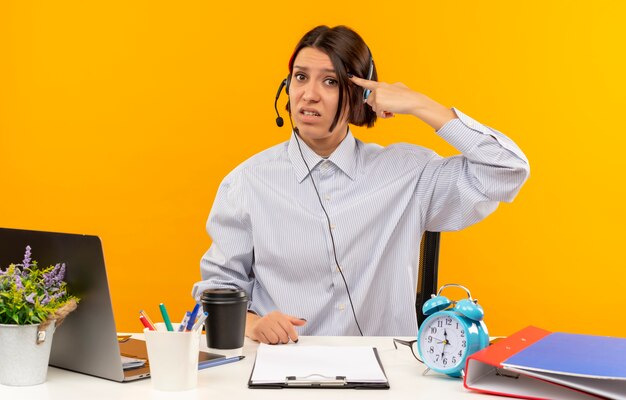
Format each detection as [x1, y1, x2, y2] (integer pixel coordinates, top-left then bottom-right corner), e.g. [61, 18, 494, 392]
[250, 344, 388, 385]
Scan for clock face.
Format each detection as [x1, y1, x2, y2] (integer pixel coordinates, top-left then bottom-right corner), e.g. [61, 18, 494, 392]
[418, 314, 468, 371]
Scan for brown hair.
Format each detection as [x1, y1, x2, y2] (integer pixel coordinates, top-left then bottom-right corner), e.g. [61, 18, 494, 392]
[287, 25, 377, 131]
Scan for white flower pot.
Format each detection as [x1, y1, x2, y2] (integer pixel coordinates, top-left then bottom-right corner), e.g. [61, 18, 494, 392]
[0, 321, 56, 386]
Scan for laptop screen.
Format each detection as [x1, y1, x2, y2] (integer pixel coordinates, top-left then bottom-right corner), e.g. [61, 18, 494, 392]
[0, 227, 132, 381]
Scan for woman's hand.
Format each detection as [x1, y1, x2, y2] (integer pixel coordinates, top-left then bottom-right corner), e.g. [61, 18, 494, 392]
[245, 311, 307, 344]
[349, 75, 456, 130]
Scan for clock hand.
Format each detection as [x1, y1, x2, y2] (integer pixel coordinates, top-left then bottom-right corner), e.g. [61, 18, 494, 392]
[432, 332, 446, 344]
[440, 329, 448, 359]
[442, 329, 450, 345]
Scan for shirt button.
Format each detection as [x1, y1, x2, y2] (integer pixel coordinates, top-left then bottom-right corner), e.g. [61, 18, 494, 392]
[324, 194, 331, 201]
[330, 224, 336, 230]
[338, 304, 346, 311]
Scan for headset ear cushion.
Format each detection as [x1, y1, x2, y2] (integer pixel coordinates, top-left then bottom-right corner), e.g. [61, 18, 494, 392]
[285, 74, 291, 95]
[455, 299, 484, 321]
[422, 295, 451, 316]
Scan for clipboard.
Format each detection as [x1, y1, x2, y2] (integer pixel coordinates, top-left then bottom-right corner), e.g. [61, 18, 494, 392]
[248, 344, 390, 389]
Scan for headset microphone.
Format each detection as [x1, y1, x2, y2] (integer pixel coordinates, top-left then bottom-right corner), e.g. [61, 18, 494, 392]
[274, 79, 287, 127]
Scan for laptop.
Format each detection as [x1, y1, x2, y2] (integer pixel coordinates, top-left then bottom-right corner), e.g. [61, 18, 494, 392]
[0, 227, 223, 382]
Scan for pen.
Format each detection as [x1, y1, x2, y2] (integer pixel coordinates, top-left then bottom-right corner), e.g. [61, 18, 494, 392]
[178, 311, 191, 332]
[139, 310, 156, 331]
[185, 303, 200, 332]
[198, 356, 245, 370]
[139, 315, 155, 331]
[191, 311, 208, 332]
[159, 303, 174, 332]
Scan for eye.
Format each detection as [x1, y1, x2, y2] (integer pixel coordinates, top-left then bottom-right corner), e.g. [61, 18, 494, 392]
[294, 73, 307, 82]
[324, 78, 338, 87]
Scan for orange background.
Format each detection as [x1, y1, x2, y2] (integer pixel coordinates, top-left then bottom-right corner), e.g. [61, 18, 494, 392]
[1, 1, 625, 336]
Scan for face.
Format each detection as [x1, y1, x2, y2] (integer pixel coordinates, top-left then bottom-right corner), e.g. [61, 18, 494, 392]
[289, 47, 349, 156]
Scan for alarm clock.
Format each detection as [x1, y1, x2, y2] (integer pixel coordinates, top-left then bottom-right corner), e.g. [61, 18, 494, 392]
[417, 284, 489, 378]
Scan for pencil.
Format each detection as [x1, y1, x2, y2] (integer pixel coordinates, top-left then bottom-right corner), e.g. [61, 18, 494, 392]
[139, 310, 156, 330]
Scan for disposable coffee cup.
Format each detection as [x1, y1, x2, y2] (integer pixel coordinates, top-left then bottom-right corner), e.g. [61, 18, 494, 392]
[144, 322, 200, 391]
[201, 288, 248, 356]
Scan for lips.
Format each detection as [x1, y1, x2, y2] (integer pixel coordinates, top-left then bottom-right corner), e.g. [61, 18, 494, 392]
[296, 107, 323, 125]
[299, 108, 321, 117]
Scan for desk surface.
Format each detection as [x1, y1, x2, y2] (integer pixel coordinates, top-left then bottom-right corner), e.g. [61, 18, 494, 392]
[0, 335, 487, 400]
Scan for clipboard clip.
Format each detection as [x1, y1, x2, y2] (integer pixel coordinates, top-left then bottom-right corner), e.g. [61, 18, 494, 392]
[285, 374, 347, 387]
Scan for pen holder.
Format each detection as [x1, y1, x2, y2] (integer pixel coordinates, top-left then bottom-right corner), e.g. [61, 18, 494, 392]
[144, 323, 200, 391]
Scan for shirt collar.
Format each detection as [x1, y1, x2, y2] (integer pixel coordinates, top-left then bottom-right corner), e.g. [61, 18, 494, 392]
[288, 129, 358, 183]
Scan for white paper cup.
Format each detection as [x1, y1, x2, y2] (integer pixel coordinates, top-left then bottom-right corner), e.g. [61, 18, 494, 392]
[144, 323, 200, 391]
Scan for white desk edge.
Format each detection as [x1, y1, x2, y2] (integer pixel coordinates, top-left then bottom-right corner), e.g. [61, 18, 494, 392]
[0, 335, 487, 400]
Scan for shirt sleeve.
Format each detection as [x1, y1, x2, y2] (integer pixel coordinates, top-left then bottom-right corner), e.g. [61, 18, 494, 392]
[419, 108, 530, 232]
[191, 171, 256, 309]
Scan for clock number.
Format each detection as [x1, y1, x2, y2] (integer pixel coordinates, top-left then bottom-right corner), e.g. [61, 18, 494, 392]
[462, 340, 466, 348]
[446, 317, 452, 326]
[427, 336, 433, 343]
[458, 350, 463, 357]
[429, 346, 434, 353]
[430, 327, 437, 334]
[437, 320, 443, 328]
[442, 357, 448, 366]
[452, 356, 457, 364]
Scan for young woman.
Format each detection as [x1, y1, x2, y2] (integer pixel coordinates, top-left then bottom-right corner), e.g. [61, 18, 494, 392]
[192, 25, 529, 344]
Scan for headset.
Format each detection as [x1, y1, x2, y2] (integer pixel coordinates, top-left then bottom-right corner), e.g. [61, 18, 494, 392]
[272, 49, 374, 336]
[362, 48, 375, 101]
[274, 79, 287, 127]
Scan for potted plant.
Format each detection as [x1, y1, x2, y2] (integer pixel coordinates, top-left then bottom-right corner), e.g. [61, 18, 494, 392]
[0, 245, 79, 386]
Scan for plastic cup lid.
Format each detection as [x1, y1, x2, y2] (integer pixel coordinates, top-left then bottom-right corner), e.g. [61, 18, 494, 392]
[201, 288, 248, 301]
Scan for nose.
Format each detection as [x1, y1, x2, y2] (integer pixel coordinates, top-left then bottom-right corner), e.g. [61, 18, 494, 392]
[302, 81, 321, 103]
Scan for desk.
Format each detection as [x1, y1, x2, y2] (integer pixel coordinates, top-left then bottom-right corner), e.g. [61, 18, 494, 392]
[0, 336, 486, 400]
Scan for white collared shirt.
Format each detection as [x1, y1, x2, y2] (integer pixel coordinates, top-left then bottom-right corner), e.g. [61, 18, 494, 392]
[192, 109, 529, 336]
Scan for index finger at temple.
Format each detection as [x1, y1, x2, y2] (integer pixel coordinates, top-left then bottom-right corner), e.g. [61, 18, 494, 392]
[349, 75, 377, 89]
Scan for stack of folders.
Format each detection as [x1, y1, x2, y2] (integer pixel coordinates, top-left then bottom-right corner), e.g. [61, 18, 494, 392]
[463, 325, 626, 400]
